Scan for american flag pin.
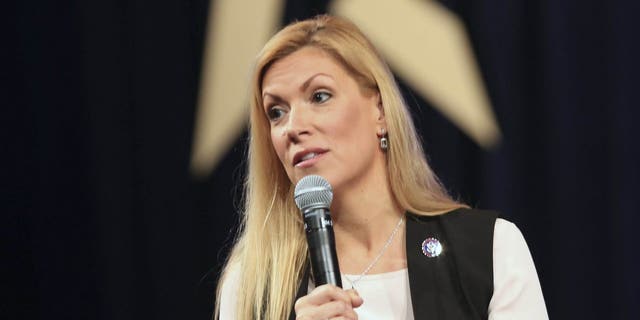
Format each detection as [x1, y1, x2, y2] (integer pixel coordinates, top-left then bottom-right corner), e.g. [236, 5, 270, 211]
[421, 237, 443, 257]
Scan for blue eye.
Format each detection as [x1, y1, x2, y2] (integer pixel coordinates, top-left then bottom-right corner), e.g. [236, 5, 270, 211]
[312, 91, 332, 104]
[266, 106, 286, 121]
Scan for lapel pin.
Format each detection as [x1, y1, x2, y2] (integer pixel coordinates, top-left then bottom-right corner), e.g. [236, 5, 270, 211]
[421, 237, 442, 257]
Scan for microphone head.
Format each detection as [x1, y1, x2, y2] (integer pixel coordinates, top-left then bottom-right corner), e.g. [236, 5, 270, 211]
[294, 175, 333, 212]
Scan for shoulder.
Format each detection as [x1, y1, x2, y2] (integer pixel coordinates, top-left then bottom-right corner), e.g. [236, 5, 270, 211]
[406, 207, 499, 275]
[218, 263, 242, 319]
[406, 208, 499, 241]
[493, 218, 524, 248]
[490, 219, 549, 319]
[492, 218, 539, 270]
[407, 207, 499, 224]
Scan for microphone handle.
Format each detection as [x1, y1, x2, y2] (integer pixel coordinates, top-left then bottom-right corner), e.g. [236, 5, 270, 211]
[304, 208, 342, 287]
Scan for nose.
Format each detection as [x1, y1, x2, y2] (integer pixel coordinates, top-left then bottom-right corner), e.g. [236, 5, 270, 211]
[283, 104, 311, 142]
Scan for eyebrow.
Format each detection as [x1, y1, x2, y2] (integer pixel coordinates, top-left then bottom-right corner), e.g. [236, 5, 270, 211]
[262, 73, 332, 99]
[301, 73, 331, 92]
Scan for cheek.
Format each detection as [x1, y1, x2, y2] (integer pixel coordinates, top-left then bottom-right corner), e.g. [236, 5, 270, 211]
[334, 101, 379, 155]
[333, 101, 373, 140]
[270, 128, 287, 163]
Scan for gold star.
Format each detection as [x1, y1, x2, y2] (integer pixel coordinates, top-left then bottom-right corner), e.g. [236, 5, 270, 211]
[191, 0, 501, 177]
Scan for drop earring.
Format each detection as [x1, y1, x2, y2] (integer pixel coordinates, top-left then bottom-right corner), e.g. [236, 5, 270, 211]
[379, 128, 389, 151]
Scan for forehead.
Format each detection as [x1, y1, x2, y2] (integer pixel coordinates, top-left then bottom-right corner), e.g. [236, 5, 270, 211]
[261, 47, 350, 92]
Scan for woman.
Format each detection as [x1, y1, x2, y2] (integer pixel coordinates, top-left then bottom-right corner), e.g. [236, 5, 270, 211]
[216, 15, 547, 319]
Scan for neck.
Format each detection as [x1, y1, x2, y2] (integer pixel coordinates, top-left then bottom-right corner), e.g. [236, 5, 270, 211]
[330, 171, 406, 274]
[332, 182, 402, 243]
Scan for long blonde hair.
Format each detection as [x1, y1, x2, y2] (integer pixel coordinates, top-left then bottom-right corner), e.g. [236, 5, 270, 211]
[215, 15, 466, 319]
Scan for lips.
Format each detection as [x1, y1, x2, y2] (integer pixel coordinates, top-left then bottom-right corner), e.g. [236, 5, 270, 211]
[300, 152, 318, 162]
[293, 148, 328, 167]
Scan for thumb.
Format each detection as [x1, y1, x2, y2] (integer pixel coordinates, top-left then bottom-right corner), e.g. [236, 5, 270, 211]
[347, 289, 363, 308]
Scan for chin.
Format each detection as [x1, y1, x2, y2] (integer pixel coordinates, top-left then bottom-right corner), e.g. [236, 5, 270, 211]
[289, 171, 312, 186]
[291, 168, 321, 181]
[316, 173, 341, 191]
[289, 170, 332, 188]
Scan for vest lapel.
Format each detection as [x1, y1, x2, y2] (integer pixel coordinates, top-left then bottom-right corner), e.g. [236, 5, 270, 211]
[406, 212, 443, 319]
[405, 209, 496, 320]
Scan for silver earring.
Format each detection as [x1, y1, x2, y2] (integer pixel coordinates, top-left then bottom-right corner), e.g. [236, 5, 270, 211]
[379, 129, 388, 151]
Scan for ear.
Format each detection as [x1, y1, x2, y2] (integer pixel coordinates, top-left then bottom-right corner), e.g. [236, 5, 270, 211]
[373, 93, 387, 133]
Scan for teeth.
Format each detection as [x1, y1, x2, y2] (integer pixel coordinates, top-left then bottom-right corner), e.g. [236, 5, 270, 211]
[300, 152, 317, 161]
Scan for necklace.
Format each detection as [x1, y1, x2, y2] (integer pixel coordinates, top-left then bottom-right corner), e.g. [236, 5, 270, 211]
[344, 216, 404, 289]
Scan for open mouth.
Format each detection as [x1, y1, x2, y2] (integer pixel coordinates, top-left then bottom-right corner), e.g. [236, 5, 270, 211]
[293, 150, 327, 167]
[299, 152, 318, 162]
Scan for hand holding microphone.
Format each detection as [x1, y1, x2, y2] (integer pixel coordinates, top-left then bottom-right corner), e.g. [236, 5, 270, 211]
[294, 175, 362, 319]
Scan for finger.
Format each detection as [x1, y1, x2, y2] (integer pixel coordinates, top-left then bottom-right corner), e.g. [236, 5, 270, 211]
[304, 284, 353, 305]
[296, 300, 358, 320]
[345, 289, 363, 308]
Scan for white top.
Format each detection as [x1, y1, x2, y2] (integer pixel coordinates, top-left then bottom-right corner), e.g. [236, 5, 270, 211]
[219, 218, 549, 319]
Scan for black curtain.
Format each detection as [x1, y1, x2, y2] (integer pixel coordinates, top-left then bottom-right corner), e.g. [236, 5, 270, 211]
[6, 0, 212, 319]
[5, 0, 639, 319]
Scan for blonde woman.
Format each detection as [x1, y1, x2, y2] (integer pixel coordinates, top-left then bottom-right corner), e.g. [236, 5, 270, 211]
[216, 15, 547, 320]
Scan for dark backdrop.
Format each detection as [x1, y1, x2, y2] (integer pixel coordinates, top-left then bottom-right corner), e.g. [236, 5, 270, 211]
[5, 0, 639, 319]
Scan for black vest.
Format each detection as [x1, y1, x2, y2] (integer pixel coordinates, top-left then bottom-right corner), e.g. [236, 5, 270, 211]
[289, 208, 498, 320]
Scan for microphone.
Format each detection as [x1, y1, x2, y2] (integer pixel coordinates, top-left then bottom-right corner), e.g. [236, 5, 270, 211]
[294, 175, 342, 287]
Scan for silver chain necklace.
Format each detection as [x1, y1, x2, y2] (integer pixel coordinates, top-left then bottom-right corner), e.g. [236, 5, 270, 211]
[344, 216, 404, 289]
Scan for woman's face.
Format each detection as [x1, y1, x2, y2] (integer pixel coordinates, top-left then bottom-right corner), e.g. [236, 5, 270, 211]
[261, 46, 386, 192]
